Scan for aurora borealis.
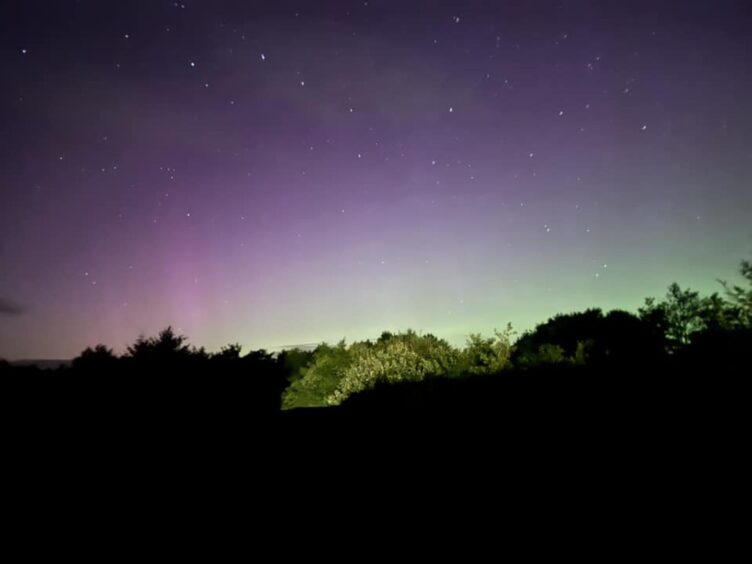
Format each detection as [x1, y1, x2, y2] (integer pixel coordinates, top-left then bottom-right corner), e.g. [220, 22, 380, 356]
[1, 1, 751, 360]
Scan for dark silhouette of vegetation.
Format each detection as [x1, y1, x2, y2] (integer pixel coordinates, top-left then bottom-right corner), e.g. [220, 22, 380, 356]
[1, 257, 750, 424]
[72, 344, 118, 374]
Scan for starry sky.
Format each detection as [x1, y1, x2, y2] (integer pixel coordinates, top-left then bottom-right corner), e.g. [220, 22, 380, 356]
[1, 0, 751, 359]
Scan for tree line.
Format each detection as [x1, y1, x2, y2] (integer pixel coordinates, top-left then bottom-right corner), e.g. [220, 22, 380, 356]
[2, 257, 750, 413]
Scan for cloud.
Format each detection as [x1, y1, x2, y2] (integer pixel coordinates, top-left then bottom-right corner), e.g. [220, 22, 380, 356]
[0, 298, 24, 316]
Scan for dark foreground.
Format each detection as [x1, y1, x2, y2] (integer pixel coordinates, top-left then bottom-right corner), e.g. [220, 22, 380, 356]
[3, 354, 745, 537]
[3, 357, 744, 439]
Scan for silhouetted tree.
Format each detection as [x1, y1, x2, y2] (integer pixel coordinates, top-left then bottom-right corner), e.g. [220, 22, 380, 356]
[126, 326, 192, 359]
[212, 343, 242, 361]
[72, 344, 119, 374]
[639, 280, 748, 351]
[513, 308, 665, 367]
[123, 326, 210, 378]
[641, 284, 710, 347]
[720, 258, 752, 327]
[8, 256, 752, 419]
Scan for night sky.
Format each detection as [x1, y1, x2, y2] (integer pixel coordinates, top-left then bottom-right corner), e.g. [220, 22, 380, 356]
[2, 1, 751, 359]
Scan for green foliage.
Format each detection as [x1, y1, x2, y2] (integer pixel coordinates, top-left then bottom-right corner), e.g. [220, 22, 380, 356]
[720, 259, 752, 327]
[277, 348, 315, 383]
[281, 331, 463, 408]
[573, 340, 592, 365]
[462, 324, 515, 375]
[639, 284, 708, 347]
[385, 331, 461, 378]
[282, 341, 352, 409]
[511, 309, 627, 367]
[536, 344, 568, 364]
[327, 332, 460, 405]
[515, 343, 572, 367]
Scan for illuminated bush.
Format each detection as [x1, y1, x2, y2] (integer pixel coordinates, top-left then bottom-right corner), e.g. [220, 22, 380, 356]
[327, 334, 459, 405]
[281, 341, 353, 409]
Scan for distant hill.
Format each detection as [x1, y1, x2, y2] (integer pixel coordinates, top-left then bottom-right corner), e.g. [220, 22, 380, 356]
[10, 359, 71, 370]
